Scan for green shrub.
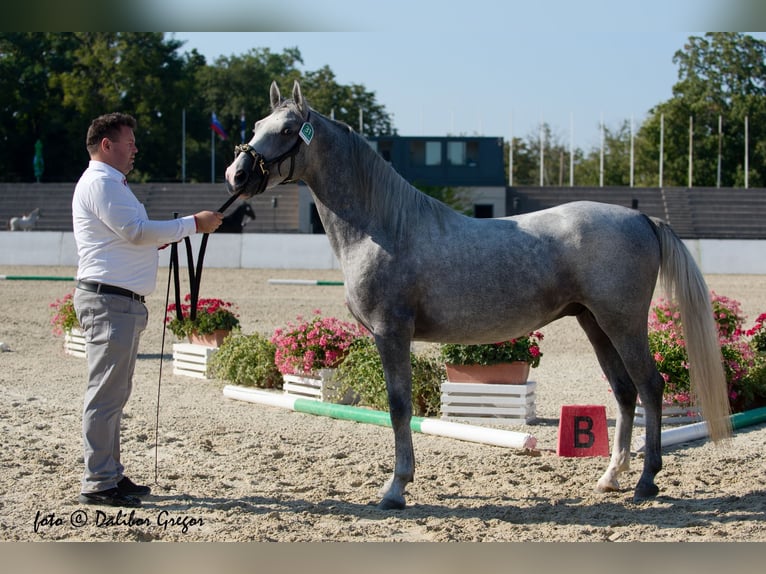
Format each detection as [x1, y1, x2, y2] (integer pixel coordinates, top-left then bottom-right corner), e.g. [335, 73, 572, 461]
[209, 332, 283, 389]
[735, 354, 766, 411]
[336, 338, 445, 417]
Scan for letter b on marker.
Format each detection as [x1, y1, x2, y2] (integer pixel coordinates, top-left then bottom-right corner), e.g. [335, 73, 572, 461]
[557, 405, 609, 457]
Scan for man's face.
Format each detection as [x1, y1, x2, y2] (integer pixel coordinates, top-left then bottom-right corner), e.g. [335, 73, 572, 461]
[103, 125, 137, 175]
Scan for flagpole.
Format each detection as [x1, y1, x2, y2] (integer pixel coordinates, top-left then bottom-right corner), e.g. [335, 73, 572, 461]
[181, 109, 186, 183]
[211, 123, 215, 183]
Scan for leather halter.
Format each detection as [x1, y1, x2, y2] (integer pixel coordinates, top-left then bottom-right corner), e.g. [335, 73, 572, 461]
[233, 112, 310, 194]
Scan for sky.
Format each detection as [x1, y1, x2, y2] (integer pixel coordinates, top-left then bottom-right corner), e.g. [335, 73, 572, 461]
[166, 1, 766, 151]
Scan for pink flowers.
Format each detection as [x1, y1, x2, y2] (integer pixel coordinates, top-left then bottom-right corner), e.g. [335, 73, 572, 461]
[648, 293, 762, 409]
[49, 291, 78, 336]
[271, 310, 368, 376]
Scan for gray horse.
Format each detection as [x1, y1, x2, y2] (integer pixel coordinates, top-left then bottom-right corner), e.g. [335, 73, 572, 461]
[9, 207, 41, 231]
[225, 81, 731, 510]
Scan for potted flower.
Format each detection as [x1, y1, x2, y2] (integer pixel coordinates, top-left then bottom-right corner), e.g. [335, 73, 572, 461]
[271, 310, 368, 401]
[440, 332, 544, 384]
[165, 294, 240, 347]
[271, 310, 367, 376]
[50, 290, 85, 357]
[646, 292, 762, 419]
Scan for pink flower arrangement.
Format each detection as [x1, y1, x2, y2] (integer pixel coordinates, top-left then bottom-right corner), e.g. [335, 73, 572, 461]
[49, 291, 79, 336]
[648, 293, 758, 408]
[746, 313, 766, 353]
[271, 310, 368, 376]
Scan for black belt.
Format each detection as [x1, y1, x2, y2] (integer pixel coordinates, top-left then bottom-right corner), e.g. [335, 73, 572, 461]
[77, 280, 145, 303]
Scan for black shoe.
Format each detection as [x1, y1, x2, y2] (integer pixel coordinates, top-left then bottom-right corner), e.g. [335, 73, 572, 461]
[79, 488, 142, 508]
[117, 477, 151, 497]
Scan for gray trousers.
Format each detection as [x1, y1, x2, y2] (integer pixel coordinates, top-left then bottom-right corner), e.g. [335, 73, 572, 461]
[74, 289, 148, 493]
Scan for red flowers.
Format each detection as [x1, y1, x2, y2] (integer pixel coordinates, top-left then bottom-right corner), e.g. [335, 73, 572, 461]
[165, 294, 240, 338]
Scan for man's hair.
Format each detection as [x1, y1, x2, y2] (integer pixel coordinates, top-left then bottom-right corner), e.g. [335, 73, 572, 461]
[86, 113, 137, 154]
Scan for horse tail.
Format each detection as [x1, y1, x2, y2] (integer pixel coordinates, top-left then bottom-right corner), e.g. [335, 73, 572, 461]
[650, 217, 732, 442]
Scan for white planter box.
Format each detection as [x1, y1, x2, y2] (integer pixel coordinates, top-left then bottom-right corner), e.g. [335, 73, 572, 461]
[172, 343, 219, 379]
[634, 404, 701, 426]
[440, 381, 536, 425]
[282, 368, 356, 403]
[64, 328, 86, 358]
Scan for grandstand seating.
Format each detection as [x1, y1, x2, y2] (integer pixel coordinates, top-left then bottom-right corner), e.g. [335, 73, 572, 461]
[1, 183, 764, 239]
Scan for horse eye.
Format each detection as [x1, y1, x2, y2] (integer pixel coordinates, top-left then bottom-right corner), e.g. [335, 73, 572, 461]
[282, 128, 292, 136]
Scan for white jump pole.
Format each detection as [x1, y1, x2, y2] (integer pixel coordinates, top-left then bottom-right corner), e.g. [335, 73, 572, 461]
[268, 279, 344, 286]
[633, 406, 766, 452]
[223, 385, 537, 450]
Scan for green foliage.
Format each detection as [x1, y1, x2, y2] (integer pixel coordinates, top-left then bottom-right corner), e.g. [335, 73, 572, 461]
[0, 32, 393, 183]
[165, 295, 240, 339]
[648, 294, 766, 411]
[208, 332, 283, 389]
[441, 332, 544, 368]
[415, 184, 473, 215]
[336, 338, 445, 417]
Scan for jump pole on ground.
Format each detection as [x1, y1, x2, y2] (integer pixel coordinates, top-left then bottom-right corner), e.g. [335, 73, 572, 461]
[0, 275, 74, 281]
[267, 279, 344, 286]
[223, 385, 537, 450]
[633, 405, 766, 452]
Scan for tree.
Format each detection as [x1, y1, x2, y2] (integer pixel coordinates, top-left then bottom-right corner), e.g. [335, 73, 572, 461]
[302, 65, 394, 136]
[53, 32, 200, 182]
[636, 33, 766, 187]
[0, 33, 80, 181]
[0, 34, 391, 183]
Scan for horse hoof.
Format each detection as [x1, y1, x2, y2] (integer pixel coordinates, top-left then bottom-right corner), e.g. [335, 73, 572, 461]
[633, 484, 659, 502]
[595, 478, 620, 493]
[377, 496, 406, 511]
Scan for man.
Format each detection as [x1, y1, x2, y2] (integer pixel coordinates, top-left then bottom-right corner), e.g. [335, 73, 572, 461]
[72, 112, 223, 507]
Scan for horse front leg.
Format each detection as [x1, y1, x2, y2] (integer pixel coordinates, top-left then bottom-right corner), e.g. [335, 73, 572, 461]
[374, 333, 415, 510]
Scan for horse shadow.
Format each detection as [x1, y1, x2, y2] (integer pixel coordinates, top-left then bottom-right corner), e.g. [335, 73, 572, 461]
[142, 487, 766, 532]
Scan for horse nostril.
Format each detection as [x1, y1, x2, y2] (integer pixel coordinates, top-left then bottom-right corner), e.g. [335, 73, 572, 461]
[234, 169, 249, 187]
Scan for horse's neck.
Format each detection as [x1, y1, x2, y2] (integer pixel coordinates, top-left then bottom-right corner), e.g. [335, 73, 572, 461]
[305, 116, 446, 248]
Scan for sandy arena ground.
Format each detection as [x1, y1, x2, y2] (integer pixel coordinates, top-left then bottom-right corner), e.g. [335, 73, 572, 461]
[0, 265, 765, 542]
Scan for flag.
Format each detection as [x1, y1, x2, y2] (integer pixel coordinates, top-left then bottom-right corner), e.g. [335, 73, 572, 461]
[240, 110, 246, 143]
[211, 112, 228, 140]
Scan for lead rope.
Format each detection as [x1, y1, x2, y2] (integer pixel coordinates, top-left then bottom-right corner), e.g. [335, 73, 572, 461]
[154, 193, 242, 484]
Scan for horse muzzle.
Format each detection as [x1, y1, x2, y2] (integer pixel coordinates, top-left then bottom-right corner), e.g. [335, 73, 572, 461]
[226, 144, 270, 198]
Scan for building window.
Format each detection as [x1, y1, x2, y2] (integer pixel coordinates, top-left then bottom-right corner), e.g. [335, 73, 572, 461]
[447, 141, 466, 165]
[410, 141, 442, 166]
[447, 140, 480, 166]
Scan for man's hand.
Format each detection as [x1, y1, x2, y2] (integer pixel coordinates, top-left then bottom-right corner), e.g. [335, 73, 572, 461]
[193, 211, 224, 234]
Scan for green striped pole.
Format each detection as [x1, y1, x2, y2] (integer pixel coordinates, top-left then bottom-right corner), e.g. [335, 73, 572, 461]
[634, 405, 766, 452]
[267, 279, 344, 286]
[0, 275, 74, 281]
[223, 385, 536, 449]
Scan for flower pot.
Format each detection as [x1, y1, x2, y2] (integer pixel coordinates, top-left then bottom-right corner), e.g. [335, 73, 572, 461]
[445, 361, 530, 384]
[64, 328, 86, 358]
[282, 368, 357, 404]
[634, 404, 701, 426]
[187, 329, 231, 348]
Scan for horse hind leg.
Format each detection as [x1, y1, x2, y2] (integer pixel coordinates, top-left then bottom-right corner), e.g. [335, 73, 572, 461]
[576, 311, 639, 493]
[578, 310, 665, 501]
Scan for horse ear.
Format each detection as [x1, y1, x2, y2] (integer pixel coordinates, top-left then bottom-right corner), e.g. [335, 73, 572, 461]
[270, 81, 281, 110]
[292, 80, 309, 120]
